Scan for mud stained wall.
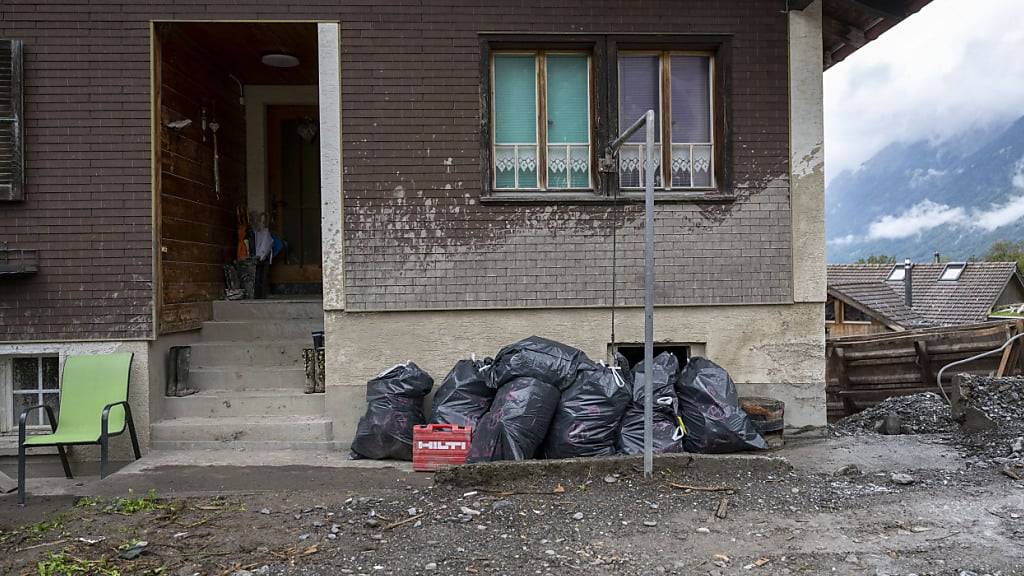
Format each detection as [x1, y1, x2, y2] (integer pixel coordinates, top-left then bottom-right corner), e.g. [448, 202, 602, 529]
[0, 0, 794, 342]
[157, 26, 245, 333]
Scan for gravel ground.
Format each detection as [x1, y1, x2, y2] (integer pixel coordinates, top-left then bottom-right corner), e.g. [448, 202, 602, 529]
[4, 377, 1024, 576]
[2, 442, 1023, 576]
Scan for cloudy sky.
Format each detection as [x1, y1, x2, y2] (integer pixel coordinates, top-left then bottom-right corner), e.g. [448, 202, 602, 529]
[824, 0, 1024, 183]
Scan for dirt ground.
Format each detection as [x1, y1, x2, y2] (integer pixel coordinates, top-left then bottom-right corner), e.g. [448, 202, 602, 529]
[2, 435, 1023, 576]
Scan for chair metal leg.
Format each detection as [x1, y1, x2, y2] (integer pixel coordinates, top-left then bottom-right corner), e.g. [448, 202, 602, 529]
[17, 439, 26, 506]
[125, 406, 141, 461]
[99, 435, 109, 480]
[57, 445, 73, 479]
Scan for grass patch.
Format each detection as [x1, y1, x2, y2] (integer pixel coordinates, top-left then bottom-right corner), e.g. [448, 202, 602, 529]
[103, 490, 173, 515]
[36, 550, 120, 576]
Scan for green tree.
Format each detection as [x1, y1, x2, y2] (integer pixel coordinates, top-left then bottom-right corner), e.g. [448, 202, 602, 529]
[983, 240, 1024, 270]
[855, 254, 896, 265]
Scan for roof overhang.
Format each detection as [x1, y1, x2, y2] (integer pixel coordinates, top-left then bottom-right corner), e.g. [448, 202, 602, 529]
[827, 286, 907, 331]
[788, 0, 935, 70]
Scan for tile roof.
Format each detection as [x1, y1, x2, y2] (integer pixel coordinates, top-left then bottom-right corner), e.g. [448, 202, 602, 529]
[827, 262, 1022, 328]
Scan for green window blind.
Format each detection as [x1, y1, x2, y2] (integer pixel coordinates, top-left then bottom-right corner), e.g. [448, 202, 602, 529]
[546, 55, 589, 189]
[493, 54, 538, 189]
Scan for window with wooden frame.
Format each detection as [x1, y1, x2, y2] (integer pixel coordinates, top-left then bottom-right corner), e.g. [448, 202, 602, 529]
[0, 356, 60, 434]
[491, 51, 593, 191]
[481, 35, 728, 200]
[618, 51, 714, 191]
[0, 39, 24, 202]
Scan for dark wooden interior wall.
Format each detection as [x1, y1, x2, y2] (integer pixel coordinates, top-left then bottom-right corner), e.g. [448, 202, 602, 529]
[157, 26, 245, 333]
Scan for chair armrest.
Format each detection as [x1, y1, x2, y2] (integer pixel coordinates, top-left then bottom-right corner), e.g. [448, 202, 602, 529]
[101, 401, 133, 437]
[18, 404, 59, 445]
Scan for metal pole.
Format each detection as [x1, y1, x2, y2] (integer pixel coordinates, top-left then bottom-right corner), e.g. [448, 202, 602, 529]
[643, 109, 656, 479]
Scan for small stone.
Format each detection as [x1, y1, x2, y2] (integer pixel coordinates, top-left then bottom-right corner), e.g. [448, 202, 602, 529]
[259, 508, 271, 515]
[696, 527, 711, 534]
[491, 500, 514, 512]
[331, 524, 340, 534]
[460, 506, 481, 516]
[545, 549, 556, 555]
[425, 563, 438, 571]
[298, 533, 310, 541]
[463, 491, 478, 497]
[327, 533, 337, 540]
[890, 473, 916, 485]
[643, 520, 658, 527]
[1011, 437, 1023, 454]
[313, 520, 324, 528]
[791, 488, 800, 494]
[408, 507, 418, 516]
[833, 464, 862, 477]
[572, 512, 584, 521]
[603, 475, 618, 484]
[844, 554, 859, 565]
[364, 518, 380, 528]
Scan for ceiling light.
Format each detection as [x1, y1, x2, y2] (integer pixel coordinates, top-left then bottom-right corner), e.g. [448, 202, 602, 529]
[262, 53, 300, 68]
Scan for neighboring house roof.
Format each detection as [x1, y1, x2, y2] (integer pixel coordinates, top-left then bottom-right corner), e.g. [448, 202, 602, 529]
[789, 0, 935, 70]
[827, 262, 1024, 329]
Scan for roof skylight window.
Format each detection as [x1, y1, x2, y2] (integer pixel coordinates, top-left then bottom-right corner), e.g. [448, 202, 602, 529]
[940, 263, 966, 281]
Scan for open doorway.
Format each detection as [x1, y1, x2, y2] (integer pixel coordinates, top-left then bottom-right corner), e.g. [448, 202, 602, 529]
[154, 21, 325, 333]
[267, 104, 322, 292]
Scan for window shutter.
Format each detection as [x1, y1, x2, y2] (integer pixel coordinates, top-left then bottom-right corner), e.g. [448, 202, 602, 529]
[0, 39, 24, 202]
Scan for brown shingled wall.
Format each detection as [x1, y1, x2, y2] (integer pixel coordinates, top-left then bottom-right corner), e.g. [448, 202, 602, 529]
[0, 0, 792, 341]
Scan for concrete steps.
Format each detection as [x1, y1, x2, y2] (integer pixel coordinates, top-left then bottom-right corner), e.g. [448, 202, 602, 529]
[150, 415, 333, 445]
[152, 298, 330, 451]
[163, 389, 325, 418]
[212, 299, 323, 320]
[199, 320, 323, 342]
[188, 366, 306, 391]
[190, 340, 311, 368]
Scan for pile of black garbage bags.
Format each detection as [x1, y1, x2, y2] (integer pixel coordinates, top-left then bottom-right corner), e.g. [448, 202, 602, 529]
[350, 336, 767, 462]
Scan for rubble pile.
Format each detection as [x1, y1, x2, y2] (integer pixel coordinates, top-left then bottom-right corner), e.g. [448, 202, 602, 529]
[956, 375, 1024, 465]
[831, 392, 957, 436]
[958, 375, 1024, 425]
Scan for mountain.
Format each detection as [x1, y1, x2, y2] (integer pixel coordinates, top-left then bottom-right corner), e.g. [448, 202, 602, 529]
[826, 116, 1024, 263]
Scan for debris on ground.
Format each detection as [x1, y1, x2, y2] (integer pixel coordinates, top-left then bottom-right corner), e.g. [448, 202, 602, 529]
[831, 392, 958, 436]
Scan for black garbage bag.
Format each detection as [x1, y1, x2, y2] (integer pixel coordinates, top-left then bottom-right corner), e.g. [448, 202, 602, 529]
[617, 352, 685, 455]
[350, 362, 434, 460]
[466, 377, 560, 462]
[489, 336, 591, 391]
[429, 358, 496, 428]
[677, 357, 767, 454]
[542, 356, 633, 459]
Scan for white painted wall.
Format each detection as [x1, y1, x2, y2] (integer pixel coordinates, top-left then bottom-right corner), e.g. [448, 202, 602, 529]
[789, 0, 827, 304]
[318, 23, 345, 311]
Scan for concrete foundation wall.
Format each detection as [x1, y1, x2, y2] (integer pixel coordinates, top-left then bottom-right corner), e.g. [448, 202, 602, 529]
[324, 303, 826, 447]
[0, 340, 150, 461]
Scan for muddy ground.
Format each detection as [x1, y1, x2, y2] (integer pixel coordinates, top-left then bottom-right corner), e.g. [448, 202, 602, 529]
[2, 436, 1023, 576]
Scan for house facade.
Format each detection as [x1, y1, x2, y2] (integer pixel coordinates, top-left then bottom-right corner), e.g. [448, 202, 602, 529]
[0, 1, 930, 457]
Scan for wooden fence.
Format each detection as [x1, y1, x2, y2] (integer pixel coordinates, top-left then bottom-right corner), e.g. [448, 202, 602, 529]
[826, 319, 1024, 421]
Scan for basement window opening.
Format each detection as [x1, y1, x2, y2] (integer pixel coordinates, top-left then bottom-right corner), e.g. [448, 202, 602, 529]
[1, 355, 60, 434]
[612, 343, 691, 369]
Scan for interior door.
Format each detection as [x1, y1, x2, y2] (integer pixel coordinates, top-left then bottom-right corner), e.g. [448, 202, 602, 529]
[267, 105, 322, 286]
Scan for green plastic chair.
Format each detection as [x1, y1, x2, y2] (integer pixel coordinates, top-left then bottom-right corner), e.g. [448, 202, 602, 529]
[18, 352, 141, 504]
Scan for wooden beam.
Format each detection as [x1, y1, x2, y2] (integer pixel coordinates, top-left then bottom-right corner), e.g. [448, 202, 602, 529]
[844, 0, 907, 20]
[914, 340, 936, 387]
